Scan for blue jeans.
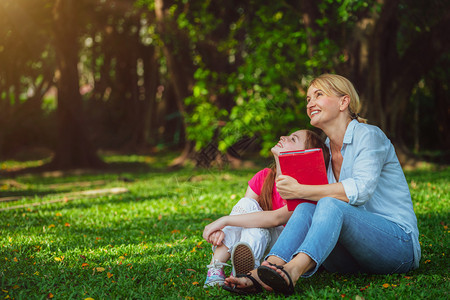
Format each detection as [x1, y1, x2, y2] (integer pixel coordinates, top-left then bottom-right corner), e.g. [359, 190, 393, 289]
[266, 198, 415, 277]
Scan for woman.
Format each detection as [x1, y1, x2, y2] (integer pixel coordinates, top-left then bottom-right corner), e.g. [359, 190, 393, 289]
[222, 74, 420, 295]
[202, 129, 329, 290]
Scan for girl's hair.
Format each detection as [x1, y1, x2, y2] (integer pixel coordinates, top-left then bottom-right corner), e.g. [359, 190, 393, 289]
[258, 130, 330, 211]
[309, 74, 367, 124]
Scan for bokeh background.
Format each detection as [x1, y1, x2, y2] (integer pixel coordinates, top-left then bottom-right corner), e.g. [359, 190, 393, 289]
[1, 0, 449, 170]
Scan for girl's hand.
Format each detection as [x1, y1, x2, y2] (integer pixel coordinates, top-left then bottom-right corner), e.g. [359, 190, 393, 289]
[276, 175, 303, 199]
[203, 217, 227, 242]
[208, 230, 225, 246]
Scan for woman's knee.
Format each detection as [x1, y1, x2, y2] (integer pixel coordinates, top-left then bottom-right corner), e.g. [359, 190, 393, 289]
[291, 202, 316, 220]
[313, 197, 347, 221]
[316, 197, 347, 211]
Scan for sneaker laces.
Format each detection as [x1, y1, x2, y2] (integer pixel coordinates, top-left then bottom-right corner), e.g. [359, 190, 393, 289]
[206, 246, 230, 269]
[206, 259, 230, 269]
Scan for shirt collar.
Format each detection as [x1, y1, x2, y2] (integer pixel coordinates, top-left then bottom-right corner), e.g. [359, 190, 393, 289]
[325, 119, 359, 147]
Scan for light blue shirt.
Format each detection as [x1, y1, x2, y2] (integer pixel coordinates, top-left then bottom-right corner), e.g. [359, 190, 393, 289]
[326, 120, 421, 269]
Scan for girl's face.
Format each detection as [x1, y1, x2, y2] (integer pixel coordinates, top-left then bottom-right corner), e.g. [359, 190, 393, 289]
[306, 85, 341, 128]
[271, 130, 307, 156]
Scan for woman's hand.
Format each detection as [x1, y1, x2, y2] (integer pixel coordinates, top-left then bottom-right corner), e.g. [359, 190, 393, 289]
[276, 175, 303, 199]
[203, 216, 228, 243]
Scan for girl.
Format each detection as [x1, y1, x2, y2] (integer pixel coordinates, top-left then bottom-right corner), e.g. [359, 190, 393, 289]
[222, 74, 420, 296]
[203, 129, 329, 288]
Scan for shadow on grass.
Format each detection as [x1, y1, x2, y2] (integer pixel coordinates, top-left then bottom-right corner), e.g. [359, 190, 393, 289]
[1, 191, 448, 299]
[0, 161, 156, 178]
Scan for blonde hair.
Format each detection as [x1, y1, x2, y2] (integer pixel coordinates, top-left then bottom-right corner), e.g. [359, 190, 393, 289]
[309, 74, 367, 123]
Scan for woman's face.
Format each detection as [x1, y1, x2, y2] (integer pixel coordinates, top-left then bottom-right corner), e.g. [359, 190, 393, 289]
[271, 130, 307, 156]
[306, 85, 341, 128]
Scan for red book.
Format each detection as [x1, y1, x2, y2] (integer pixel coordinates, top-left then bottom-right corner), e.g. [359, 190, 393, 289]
[278, 148, 328, 211]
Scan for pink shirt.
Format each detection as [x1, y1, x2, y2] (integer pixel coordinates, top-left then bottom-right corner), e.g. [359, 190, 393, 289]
[248, 168, 286, 210]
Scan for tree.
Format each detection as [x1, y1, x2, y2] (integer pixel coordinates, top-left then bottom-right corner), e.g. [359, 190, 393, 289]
[50, 0, 104, 169]
[0, 0, 55, 159]
[183, 0, 450, 160]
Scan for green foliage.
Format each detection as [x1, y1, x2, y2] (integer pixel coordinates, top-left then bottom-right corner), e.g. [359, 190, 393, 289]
[0, 156, 448, 299]
[182, 1, 376, 155]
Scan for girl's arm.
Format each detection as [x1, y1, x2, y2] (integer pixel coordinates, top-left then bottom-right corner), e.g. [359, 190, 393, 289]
[203, 205, 292, 243]
[276, 175, 349, 202]
[203, 185, 260, 245]
[244, 185, 259, 200]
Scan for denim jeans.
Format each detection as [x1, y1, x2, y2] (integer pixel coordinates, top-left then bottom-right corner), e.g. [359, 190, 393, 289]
[266, 197, 415, 276]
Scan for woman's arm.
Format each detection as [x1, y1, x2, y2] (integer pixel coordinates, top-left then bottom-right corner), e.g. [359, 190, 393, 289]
[203, 205, 292, 243]
[276, 175, 349, 202]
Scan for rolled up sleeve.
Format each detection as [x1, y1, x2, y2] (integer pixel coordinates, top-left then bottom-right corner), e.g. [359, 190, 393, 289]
[343, 129, 388, 206]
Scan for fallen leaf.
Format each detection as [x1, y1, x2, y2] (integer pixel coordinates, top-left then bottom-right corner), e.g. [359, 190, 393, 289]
[95, 267, 105, 272]
[64, 223, 70, 227]
[47, 293, 54, 299]
[186, 269, 196, 272]
[13, 257, 18, 262]
[382, 283, 390, 288]
[107, 272, 113, 278]
[171, 229, 180, 234]
[48, 224, 55, 228]
[192, 282, 199, 285]
[166, 268, 172, 272]
[82, 263, 89, 267]
[12, 285, 19, 290]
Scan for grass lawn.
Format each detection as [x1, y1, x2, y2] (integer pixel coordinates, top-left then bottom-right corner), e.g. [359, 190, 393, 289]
[0, 154, 448, 299]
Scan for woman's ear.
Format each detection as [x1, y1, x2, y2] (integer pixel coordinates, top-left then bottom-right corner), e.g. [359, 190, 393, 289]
[339, 95, 351, 111]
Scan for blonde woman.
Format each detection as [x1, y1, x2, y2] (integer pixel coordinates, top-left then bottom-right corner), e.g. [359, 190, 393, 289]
[223, 74, 421, 296]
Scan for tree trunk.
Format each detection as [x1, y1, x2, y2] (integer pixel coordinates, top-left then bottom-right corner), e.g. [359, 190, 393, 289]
[155, 0, 195, 165]
[50, 0, 104, 169]
[141, 44, 160, 147]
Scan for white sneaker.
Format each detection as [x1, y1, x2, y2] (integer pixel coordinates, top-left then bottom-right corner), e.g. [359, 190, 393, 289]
[203, 259, 229, 288]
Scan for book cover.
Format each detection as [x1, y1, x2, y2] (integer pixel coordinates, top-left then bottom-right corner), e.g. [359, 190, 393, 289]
[278, 148, 328, 211]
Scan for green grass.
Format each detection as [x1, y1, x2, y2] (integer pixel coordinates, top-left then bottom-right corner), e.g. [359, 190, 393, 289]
[0, 155, 448, 299]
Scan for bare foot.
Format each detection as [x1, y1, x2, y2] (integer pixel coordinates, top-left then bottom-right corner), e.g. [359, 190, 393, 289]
[224, 269, 273, 292]
[260, 253, 316, 287]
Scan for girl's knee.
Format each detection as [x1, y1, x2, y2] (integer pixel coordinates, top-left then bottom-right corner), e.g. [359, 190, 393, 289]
[231, 197, 262, 215]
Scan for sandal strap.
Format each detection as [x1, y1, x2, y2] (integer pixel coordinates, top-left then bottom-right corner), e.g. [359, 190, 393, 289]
[263, 263, 294, 294]
[236, 273, 263, 293]
[278, 268, 294, 289]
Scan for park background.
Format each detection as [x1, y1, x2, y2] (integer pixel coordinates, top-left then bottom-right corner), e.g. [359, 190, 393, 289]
[0, 0, 449, 299]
